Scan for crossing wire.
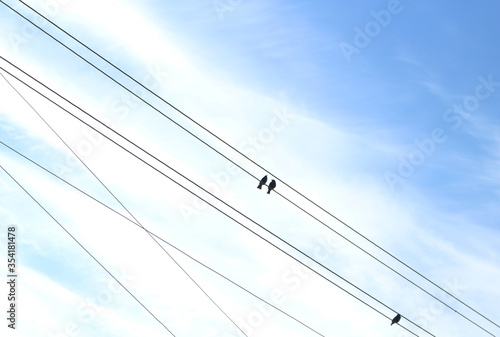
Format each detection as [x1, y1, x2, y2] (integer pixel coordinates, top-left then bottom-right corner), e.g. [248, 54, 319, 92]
[0, 13, 498, 332]
[0, 139, 326, 337]
[5, 2, 499, 332]
[0, 1, 483, 330]
[0, 62, 434, 337]
[0, 165, 177, 336]
[0, 70, 249, 337]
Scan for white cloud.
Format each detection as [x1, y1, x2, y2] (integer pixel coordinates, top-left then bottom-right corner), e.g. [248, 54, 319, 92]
[1, 1, 499, 336]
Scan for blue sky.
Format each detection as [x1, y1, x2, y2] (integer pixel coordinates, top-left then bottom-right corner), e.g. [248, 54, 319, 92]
[1, 0, 499, 336]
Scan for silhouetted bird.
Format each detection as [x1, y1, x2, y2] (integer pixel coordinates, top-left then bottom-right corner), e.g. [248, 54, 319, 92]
[257, 175, 267, 189]
[391, 313, 401, 325]
[267, 180, 276, 194]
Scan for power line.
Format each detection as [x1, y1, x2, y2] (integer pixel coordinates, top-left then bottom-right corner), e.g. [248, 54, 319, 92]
[0, 70, 249, 337]
[0, 165, 177, 336]
[5, 1, 498, 331]
[0, 139, 326, 337]
[0, 62, 432, 337]
[1, 38, 497, 335]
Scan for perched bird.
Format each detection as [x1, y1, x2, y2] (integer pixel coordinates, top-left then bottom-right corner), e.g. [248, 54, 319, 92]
[391, 313, 401, 325]
[257, 175, 268, 189]
[267, 179, 276, 194]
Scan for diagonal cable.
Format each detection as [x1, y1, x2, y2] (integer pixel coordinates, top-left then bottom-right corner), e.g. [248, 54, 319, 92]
[0, 139, 326, 337]
[0, 63, 434, 337]
[0, 69, 249, 337]
[0, 165, 176, 336]
[4, 2, 498, 331]
[2, 55, 495, 336]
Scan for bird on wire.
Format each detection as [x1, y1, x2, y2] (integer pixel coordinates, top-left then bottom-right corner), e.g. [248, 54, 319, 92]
[391, 313, 401, 325]
[267, 179, 276, 194]
[257, 175, 267, 189]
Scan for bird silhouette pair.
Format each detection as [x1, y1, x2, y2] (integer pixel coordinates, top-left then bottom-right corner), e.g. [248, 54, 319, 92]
[257, 175, 276, 194]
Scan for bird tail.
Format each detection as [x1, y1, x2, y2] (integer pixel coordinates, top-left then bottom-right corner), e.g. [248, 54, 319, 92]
[257, 184, 262, 189]
[267, 190, 271, 194]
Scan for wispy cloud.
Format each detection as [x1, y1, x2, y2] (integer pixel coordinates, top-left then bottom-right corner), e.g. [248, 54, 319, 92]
[1, 1, 499, 336]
